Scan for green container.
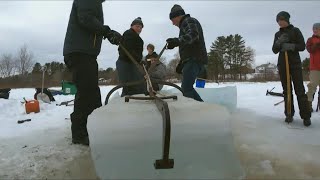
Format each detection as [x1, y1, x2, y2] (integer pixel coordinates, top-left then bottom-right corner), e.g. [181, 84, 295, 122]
[62, 81, 77, 95]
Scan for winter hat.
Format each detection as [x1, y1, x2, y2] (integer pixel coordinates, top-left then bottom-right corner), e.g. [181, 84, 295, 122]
[131, 17, 144, 28]
[313, 23, 320, 30]
[169, 4, 185, 20]
[276, 11, 290, 24]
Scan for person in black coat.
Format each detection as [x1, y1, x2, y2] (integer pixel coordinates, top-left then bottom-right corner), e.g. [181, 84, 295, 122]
[63, 0, 122, 146]
[272, 11, 311, 126]
[117, 17, 146, 97]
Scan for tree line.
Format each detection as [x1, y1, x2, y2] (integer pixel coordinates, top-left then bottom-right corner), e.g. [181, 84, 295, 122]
[1, 34, 261, 88]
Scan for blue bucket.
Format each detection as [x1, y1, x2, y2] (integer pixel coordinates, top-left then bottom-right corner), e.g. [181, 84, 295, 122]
[196, 79, 206, 88]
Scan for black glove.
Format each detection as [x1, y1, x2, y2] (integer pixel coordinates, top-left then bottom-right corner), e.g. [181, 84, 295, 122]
[108, 30, 122, 45]
[140, 60, 147, 66]
[281, 43, 295, 52]
[102, 25, 111, 37]
[275, 33, 289, 47]
[176, 61, 184, 74]
[166, 38, 180, 49]
[104, 29, 122, 45]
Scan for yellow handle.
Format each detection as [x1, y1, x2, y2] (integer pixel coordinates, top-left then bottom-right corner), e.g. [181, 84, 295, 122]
[284, 51, 291, 116]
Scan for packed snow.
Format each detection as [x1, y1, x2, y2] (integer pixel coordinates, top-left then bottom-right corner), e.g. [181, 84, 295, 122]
[0, 82, 320, 179]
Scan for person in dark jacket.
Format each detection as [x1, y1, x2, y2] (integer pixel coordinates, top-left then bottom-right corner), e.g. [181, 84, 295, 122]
[166, 4, 208, 102]
[63, 0, 122, 146]
[148, 53, 167, 91]
[144, 44, 158, 70]
[117, 17, 145, 97]
[272, 11, 311, 126]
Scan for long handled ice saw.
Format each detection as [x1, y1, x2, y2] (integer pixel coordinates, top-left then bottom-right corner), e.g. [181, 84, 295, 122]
[284, 51, 292, 119]
[106, 43, 180, 169]
[317, 92, 320, 112]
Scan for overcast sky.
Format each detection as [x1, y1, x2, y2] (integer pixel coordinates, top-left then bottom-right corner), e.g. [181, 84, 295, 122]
[0, 1, 319, 69]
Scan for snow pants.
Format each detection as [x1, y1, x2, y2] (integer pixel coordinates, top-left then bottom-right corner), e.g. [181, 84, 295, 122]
[64, 53, 102, 140]
[277, 61, 311, 119]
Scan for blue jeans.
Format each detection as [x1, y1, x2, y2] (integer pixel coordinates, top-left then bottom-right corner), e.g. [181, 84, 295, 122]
[116, 59, 145, 97]
[181, 58, 204, 102]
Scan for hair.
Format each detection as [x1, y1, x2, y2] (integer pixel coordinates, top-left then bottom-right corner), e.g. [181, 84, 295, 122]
[147, 44, 155, 51]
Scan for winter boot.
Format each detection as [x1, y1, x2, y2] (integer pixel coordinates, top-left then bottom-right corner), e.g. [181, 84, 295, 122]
[285, 116, 293, 123]
[72, 136, 89, 146]
[303, 118, 311, 127]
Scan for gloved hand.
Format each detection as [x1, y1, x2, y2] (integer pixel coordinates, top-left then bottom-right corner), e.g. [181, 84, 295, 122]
[166, 38, 180, 49]
[102, 25, 111, 37]
[276, 33, 289, 47]
[175, 61, 184, 74]
[104, 29, 122, 45]
[140, 60, 147, 66]
[281, 43, 295, 52]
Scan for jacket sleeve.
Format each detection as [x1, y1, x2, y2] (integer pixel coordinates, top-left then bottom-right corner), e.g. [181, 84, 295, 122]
[272, 33, 280, 54]
[150, 64, 167, 80]
[293, 28, 306, 52]
[122, 31, 143, 62]
[306, 37, 313, 53]
[179, 18, 199, 45]
[76, 0, 105, 34]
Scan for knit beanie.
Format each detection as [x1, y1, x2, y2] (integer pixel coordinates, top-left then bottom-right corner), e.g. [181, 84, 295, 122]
[313, 23, 320, 30]
[169, 4, 185, 20]
[131, 17, 144, 28]
[276, 11, 290, 24]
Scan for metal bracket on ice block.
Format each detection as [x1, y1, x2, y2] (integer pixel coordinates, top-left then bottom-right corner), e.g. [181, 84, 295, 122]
[154, 96, 174, 169]
[124, 95, 176, 169]
[103, 43, 183, 169]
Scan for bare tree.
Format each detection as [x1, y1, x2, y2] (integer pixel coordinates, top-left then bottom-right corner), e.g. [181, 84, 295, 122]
[0, 53, 15, 77]
[15, 44, 34, 75]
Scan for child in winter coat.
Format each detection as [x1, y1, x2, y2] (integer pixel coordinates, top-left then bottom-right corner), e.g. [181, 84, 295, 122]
[148, 53, 167, 91]
[144, 44, 158, 70]
[272, 11, 311, 126]
[306, 23, 320, 112]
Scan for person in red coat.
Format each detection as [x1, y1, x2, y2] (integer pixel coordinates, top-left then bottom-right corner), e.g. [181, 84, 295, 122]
[306, 23, 320, 111]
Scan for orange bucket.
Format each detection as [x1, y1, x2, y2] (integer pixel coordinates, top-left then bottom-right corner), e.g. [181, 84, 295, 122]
[25, 100, 40, 114]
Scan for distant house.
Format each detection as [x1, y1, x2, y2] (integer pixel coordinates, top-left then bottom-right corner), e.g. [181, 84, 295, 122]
[99, 78, 107, 83]
[99, 78, 112, 84]
[255, 63, 278, 74]
[253, 63, 279, 80]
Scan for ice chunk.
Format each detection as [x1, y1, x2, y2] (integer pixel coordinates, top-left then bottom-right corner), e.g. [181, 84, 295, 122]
[88, 95, 244, 179]
[163, 86, 237, 112]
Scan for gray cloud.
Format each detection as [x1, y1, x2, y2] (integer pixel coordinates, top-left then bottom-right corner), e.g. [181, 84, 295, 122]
[0, 1, 318, 69]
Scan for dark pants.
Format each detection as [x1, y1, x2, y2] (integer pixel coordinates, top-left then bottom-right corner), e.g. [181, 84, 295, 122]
[116, 59, 145, 97]
[181, 59, 204, 102]
[64, 53, 102, 140]
[278, 62, 311, 119]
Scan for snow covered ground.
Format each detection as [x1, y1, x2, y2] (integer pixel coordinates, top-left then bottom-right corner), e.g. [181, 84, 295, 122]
[0, 82, 320, 179]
